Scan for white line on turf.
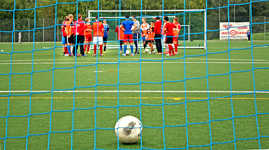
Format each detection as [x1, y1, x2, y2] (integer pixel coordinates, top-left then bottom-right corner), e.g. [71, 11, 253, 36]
[0, 90, 268, 93]
[0, 58, 267, 62]
[0, 61, 269, 65]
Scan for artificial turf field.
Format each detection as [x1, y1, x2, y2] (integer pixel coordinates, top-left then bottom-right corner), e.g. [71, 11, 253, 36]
[0, 40, 269, 150]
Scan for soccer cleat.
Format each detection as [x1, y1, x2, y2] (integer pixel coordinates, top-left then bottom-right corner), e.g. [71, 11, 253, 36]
[131, 53, 135, 56]
[122, 54, 126, 56]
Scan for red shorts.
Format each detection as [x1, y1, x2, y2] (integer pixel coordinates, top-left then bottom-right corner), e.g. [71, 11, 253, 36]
[124, 34, 133, 43]
[173, 36, 178, 42]
[85, 35, 92, 42]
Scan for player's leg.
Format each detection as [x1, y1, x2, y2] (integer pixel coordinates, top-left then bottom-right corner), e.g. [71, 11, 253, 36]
[98, 36, 104, 56]
[129, 34, 134, 56]
[120, 40, 123, 53]
[79, 35, 85, 56]
[167, 36, 174, 56]
[149, 41, 154, 53]
[88, 35, 92, 53]
[93, 36, 97, 56]
[142, 36, 147, 51]
[155, 34, 162, 54]
[103, 36, 107, 52]
[74, 35, 80, 56]
[123, 34, 128, 56]
[84, 36, 88, 53]
[173, 37, 178, 54]
[133, 33, 139, 54]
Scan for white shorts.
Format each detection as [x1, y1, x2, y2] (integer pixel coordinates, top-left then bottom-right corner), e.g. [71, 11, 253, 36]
[93, 36, 103, 45]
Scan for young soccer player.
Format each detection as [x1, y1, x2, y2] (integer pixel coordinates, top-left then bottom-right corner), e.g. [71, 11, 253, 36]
[121, 16, 134, 56]
[67, 14, 76, 56]
[173, 17, 181, 54]
[115, 24, 125, 53]
[141, 18, 150, 51]
[163, 16, 176, 56]
[154, 16, 162, 54]
[145, 27, 155, 54]
[65, 15, 75, 56]
[92, 16, 104, 56]
[132, 16, 140, 54]
[61, 16, 71, 56]
[103, 19, 110, 52]
[74, 14, 86, 56]
[84, 18, 92, 54]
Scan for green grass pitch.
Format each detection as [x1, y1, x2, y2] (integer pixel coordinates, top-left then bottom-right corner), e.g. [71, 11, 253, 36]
[0, 40, 269, 150]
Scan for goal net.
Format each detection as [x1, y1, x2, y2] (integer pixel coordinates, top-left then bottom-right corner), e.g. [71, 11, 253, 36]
[0, 0, 269, 150]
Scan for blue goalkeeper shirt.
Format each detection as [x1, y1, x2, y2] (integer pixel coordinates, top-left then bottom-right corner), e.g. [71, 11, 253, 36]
[122, 19, 134, 35]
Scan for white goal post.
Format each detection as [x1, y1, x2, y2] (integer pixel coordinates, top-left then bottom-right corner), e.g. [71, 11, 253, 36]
[88, 9, 207, 50]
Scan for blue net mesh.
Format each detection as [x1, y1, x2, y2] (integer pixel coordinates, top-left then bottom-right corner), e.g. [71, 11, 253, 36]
[0, 0, 269, 149]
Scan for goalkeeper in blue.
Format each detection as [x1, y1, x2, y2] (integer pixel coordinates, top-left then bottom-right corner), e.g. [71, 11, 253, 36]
[121, 16, 134, 56]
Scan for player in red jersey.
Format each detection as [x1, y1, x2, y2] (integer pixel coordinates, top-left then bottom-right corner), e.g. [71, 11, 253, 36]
[61, 16, 71, 56]
[84, 18, 92, 54]
[154, 16, 162, 54]
[173, 17, 181, 55]
[74, 14, 86, 56]
[92, 16, 104, 56]
[163, 16, 176, 56]
[115, 24, 125, 53]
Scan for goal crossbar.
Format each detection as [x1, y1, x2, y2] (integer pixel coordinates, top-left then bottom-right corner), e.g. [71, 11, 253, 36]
[88, 9, 206, 13]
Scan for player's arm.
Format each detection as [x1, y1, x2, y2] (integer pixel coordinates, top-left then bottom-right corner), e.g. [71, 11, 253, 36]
[120, 24, 125, 32]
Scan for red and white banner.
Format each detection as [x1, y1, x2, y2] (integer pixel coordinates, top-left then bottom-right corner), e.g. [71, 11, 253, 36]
[220, 22, 250, 40]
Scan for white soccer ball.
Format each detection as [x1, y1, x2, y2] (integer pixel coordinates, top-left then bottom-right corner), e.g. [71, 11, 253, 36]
[115, 115, 142, 144]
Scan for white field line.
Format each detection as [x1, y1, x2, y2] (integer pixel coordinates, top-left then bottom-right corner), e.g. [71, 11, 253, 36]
[0, 61, 269, 65]
[0, 90, 269, 94]
[0, 58, 267, 62]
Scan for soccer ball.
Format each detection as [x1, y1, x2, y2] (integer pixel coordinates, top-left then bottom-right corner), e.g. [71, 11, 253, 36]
[115, 115, 142, 144]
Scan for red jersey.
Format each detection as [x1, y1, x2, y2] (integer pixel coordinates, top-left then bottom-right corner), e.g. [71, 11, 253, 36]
[115, 25, 125, 40]
[92, 21, 104, 37]
[164, 22, 175, 36]
[61, 21, 68, 37]
[173, 22, 181, 37]
[154, 20, 162, 34]
[84, 23, 92, 36]
[74, 19, 85, 36]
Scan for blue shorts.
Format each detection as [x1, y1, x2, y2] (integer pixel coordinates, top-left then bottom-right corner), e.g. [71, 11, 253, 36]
[62, 36, 67, 44]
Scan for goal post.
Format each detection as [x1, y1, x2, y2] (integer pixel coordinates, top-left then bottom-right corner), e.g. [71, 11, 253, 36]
[88, 9, 207, 50]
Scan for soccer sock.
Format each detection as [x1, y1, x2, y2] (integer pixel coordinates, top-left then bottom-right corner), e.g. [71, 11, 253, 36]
[120, 44, 123, 52]
[124, 45, 127, 54]
[64, 47, 68, 54]
[168, 45, 173, 56]
[94, 44, 97, 55]
[99, 45, 103, 55]
[130, 45, 134, 54]
[174, 44, 178, 53]
[104, 45, 106, 51]
[67, 45, 71, 55]
[87, 45, 90, 52]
